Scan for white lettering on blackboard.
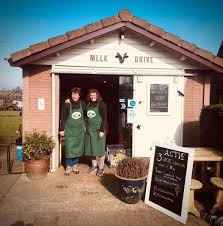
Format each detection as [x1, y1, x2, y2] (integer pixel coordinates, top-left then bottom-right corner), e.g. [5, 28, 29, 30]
[164, 149, 186, 161]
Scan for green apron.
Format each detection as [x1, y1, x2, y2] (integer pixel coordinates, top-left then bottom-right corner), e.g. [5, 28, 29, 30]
[85, 103, 106, 156]
[65, 103, 85, 158]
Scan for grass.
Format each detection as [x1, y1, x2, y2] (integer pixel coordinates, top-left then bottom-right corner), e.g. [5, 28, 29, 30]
[0, 111, 22, 144]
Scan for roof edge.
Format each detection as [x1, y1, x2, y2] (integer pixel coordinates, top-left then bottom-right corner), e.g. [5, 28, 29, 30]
[8, 9, 223, 72]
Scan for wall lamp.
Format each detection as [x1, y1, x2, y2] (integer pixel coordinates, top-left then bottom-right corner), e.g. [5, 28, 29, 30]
[119, 31, 125, 40]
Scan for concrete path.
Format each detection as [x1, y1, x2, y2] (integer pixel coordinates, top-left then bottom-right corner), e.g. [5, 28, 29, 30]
[0, 164, 209, 226]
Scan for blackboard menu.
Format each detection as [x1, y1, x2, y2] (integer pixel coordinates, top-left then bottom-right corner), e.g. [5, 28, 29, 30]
[150, 84, 168, 112]
[149, 146, 188, 216]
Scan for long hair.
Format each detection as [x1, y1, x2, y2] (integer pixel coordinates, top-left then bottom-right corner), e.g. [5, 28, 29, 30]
[86, 88, 103, 102]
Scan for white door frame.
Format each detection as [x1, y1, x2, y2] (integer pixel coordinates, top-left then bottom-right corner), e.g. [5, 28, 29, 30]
[51, 65, 192, 168]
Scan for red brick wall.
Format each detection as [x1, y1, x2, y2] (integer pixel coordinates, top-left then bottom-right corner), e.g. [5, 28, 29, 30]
[183, 76, 204, 146]
[22, 65, 52, 136]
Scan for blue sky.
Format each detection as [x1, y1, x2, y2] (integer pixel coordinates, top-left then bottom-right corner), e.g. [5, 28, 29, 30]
[0, 0, 223, 89]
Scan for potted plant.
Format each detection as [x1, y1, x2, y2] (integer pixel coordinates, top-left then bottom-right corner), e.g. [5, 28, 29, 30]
[115, 157, 149, 204]
[22, 130, 55, 179]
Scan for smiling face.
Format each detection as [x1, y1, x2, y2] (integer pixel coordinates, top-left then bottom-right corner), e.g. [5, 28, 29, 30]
[71, 92, 80, 102]
[90, 92, 97, 102]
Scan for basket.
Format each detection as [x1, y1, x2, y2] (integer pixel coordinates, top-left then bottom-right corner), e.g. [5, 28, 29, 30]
[106, 144, 126, 168]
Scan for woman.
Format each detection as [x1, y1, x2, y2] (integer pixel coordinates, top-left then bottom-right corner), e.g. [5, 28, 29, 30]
[59, 87, 85, 175]
[85, 88, 107, 177]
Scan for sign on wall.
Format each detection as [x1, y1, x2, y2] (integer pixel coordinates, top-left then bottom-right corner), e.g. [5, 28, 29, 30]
[38, 98, 45, 110]
[145, 144, 194, 224]
[148, 84, 169, 113]
[127, 108, 136, 123]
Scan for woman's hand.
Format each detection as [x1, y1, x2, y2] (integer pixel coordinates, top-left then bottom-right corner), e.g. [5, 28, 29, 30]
[59, 131, 65, 137]
[65, 99, 70, 104]
[98, 131, 104, 139]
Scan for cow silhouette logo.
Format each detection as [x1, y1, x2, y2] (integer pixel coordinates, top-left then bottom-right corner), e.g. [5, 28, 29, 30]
[87, 110, 96, 118]
[72, 112, 81, 119]
[115, 52, 128, 63]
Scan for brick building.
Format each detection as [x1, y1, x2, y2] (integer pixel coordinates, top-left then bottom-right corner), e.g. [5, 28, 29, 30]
[9, 10, 223, 170]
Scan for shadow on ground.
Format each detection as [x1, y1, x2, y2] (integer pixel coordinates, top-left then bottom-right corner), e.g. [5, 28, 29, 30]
[100, 172, 119, 199]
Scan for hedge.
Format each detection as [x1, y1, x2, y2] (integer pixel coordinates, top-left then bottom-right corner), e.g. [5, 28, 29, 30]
[200, 104, 223, 150]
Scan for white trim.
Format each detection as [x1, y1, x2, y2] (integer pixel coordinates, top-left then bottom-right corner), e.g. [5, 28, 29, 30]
[52, 65, 196, 76]
[56, 75, 61, 167]
[132, 76, 137, 157]
[51, 72, 56, 172]
[180, 79, 186, 146]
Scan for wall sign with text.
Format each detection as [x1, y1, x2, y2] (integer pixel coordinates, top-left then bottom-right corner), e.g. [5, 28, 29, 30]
[147, 84, 170, 115]
[145, 144, 194, 224]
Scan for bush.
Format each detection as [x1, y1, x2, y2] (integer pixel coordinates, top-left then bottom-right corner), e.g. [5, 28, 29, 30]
[22, 131, 55, 160]
[116, 157, 149, 179]
[200, 104, 223, 150]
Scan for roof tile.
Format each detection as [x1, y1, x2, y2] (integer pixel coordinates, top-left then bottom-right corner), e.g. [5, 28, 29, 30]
[213, 56, 223, 67]
[162, 32, 182, 45]
[48, 34, 68, 47]
[181, 41, 197, 52]
[8, 9, 223, 72]
[118, 9, 133, 22]
[11, 48, 32, 62]
[194, 48, 215, 62]
[66, 28, 86, 40]
[147, 24, 166, 37]
[132, 16, 150, 30]
[84, 22, 103, 33]
[29, 41, 50, 54]
[101, 16, 121, 27]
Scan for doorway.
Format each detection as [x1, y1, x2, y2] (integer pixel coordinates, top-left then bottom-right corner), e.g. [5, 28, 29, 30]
[59, 74, 133, 146]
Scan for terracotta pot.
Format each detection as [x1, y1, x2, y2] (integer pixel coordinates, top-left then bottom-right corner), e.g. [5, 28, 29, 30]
[24, 158, 50, 180]
[115, 173, 147, 204]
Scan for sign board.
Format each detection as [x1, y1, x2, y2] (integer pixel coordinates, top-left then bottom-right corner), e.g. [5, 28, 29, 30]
[120, 103, 126, 110]
[127, 108, 136, 123]
[145, 144, 194, 224]
[38, 98, 45, 110]
[150, 84, 168, 112]
[128, 99, 136, 108]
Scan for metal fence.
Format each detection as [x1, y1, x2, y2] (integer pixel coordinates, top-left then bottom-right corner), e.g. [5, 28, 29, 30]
[0, 143, 25, 175]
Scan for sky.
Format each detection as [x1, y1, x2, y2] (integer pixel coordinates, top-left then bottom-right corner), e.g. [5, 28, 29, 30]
[0, 0, 223, 89]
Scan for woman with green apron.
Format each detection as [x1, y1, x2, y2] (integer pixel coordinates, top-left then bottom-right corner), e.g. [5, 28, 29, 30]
[85, 89, 107, 177]
[59, 87, 85, 175]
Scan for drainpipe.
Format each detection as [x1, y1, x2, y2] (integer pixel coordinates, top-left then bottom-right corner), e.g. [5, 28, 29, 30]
[51, 72, 56, 172]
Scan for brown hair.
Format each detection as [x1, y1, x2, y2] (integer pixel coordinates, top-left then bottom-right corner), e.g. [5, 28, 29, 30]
[86, 88, 103, 102]
[69, 87, 81, 97]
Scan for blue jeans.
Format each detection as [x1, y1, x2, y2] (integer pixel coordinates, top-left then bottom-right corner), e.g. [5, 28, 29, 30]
[66, 158, 79, 167]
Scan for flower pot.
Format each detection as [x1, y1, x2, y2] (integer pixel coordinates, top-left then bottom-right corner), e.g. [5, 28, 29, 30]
[115, 173, 147, 204]
[24, 158, 50, 180]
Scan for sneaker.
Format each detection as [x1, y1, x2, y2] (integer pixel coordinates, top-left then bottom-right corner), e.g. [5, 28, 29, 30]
[72, 165, 79, 174]
[97, 168, 104, 177]
[87, 166, 98, 173]
[64, 166, 72, 176]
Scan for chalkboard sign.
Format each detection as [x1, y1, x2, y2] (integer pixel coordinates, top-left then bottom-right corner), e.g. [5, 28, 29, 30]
[150, 84, 168, 112]
[145, 144, 194, 224]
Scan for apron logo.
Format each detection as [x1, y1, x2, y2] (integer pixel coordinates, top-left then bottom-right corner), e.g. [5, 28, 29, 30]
[72, 112, 81, 119]
[87, 110, 96, 118]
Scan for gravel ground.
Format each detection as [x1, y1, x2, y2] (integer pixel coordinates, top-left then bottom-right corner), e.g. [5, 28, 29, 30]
[0, 164, 209, 226]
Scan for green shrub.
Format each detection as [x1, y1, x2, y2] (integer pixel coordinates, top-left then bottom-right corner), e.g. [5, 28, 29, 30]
[200, 104, 223, 150]
[22, 131, 55, 160]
